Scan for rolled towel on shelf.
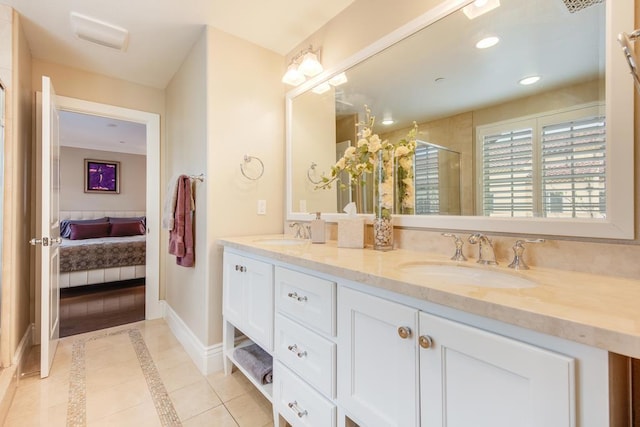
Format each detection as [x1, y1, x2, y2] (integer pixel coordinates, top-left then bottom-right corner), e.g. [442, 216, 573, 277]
[233, 343, 273, 385]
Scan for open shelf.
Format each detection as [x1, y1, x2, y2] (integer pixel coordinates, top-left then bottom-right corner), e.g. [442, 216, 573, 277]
[225, 338, 273, 403]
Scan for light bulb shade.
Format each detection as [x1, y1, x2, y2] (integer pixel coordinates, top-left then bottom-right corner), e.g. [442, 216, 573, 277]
[298, 52, 323, 77]
[328, 72, 348, 86]
[312, 82, 331, 94]
[282, 64, 306, 86]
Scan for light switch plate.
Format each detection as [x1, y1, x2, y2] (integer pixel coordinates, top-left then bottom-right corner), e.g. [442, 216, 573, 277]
[257, 199, 267, 215]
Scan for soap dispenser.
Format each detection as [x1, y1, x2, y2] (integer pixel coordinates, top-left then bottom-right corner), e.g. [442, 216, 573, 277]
[310, 212, 326, 244]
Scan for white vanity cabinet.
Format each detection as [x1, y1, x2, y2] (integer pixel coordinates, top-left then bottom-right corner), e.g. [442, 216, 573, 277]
[419, 311, 575, 427]
[339, 286, 576, 427]
[273, 266, 337, 427]
[222, 250, 274, 353]
[338, 286, 419, 427]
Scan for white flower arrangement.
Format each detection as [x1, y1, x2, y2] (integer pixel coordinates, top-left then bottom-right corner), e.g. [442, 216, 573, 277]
[317, 105, 417, 217]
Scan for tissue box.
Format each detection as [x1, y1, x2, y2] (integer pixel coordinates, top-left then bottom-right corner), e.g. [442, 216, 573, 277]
[338, 218, 365, 248]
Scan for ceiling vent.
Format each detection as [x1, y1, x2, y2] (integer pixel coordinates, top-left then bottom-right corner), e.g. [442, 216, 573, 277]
[560, 0, 604, 13]
[70, 12, 129, 51]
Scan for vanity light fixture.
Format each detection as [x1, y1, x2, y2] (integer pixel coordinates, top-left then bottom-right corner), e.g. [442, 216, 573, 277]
[70, 12, 129, 51]
[475, 36, 500, 49]
[463, 0, 500, 20]
[519, 75, 541, 85]
[328, 72, 348, 86]
[282, 45, 324, 86]
[312, 82, 332, 94]
[282, 64, 306, 86]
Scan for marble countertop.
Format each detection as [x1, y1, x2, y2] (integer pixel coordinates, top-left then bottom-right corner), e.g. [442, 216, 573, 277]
[218, 234, 640, 358]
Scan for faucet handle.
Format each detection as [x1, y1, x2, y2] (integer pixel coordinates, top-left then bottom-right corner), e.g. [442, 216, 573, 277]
[508, 239, 545, 270]
[289, 222, 303, 239]
[441, 233, 467, 261]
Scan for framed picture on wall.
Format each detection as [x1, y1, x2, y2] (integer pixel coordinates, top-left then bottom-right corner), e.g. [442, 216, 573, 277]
[84, 159, 120, 194]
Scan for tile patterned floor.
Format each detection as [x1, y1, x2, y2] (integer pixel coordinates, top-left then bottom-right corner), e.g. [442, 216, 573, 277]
[4, 319, 274, 426]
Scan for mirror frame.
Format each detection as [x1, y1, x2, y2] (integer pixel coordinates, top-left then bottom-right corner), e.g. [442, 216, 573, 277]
[286, 0, 635, 239]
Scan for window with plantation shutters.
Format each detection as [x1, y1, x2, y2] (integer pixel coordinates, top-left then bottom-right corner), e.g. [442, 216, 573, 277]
[477, 103, 605, 218]
[414, 144, 440, 214]
[540, 115, 606, 218]
[480, 127, 534, 217]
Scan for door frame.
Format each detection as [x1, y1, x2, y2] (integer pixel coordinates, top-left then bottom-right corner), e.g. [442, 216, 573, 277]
[54, 95, 162, 320]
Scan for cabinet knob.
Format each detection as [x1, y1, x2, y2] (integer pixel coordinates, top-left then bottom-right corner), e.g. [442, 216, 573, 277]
[287, 344, 308, 358]
[288, 401, 308, 418]
[419, 335, 433, 349]
[287, 291, 308, 302]
[397, 326, 412, 339]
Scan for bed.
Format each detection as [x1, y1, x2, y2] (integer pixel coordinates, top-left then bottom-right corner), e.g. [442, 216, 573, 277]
[59, 211, 147, 288]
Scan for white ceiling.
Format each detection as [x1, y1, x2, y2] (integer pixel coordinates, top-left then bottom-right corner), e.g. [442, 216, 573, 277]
[5, 0, 356, 153]
[5, 0, 356, 89]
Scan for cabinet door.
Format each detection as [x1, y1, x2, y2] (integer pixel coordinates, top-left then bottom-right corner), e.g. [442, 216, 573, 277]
[419, 312, 575, 427]
[338, 287, 418, 427]
[222, 251, 244, 327]
[243, 256, 274, 352]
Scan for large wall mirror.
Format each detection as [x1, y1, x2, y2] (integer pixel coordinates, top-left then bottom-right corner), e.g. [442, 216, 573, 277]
[286, 0, 634, 239]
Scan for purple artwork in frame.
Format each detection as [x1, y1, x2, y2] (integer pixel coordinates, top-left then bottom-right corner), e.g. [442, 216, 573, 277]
[84, 159, 120, 194]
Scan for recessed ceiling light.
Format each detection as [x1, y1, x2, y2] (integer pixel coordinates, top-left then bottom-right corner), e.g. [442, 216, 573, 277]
[475, 36, 500, 49]
[519, 76, 541, 85]
[381, 119, 394, 126]
[119, 141, 126, 144]
[107, 123, 117, 127]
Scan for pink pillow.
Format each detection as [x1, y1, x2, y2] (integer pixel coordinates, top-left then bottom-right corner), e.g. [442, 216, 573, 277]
[69, 223, 111, 240]
[110, 221, 145, 237]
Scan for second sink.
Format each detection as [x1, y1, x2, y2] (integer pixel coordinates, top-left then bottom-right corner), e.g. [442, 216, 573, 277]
[397, 262, 537, 289]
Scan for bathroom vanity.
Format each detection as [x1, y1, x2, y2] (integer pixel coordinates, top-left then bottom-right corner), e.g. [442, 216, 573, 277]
[219, 236, 634, 427]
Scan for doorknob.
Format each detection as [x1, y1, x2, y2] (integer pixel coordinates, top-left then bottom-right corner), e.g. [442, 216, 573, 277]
[29, 237, 49, 246]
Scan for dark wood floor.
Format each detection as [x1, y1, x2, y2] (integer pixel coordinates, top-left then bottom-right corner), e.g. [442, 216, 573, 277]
[60, 279, 145, 337]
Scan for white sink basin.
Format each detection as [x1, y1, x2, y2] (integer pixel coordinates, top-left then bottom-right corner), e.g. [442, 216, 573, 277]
[254, 238, 308, 246]
[397, 262, 536, 289]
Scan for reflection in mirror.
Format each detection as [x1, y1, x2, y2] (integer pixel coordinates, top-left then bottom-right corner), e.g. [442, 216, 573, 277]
[289, 0, 613, 220]
[292, 0, 606, 217]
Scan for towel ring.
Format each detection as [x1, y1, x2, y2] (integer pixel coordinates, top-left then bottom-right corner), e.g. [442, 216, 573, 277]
[240, 155, 264, 181]
[307, 162, 323, 185]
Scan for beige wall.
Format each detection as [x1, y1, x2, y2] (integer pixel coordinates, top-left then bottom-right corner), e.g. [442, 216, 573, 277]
[0, 7, 32, 367]
[59, 147, 146, 212]
[289, 0, 640, 279]
[165, 26, 285, 348]
[165, 29, 209, 344]
[206, 27, 284, 345]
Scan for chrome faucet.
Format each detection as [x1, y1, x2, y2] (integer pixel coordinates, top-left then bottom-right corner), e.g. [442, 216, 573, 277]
[508, 239, 545, 270]
[468, 233, 498, 265]
[441, 233, 467, 261]
[289, 222, 310, 239]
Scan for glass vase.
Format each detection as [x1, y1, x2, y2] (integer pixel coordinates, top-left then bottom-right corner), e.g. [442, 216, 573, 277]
[396, 157, 415, 215]
[374, 150, 394, 251]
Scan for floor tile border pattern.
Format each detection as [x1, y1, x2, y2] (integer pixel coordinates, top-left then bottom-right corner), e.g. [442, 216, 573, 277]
[66, 328, 182, 427]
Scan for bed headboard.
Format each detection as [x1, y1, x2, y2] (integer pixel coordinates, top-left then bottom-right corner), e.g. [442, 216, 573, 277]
[59, 211, 146, 220]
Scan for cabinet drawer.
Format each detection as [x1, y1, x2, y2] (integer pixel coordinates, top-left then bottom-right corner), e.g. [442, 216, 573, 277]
[275, 314, 336, 398]
[274, 362, 336, 427]
[276, 267, 336, 336]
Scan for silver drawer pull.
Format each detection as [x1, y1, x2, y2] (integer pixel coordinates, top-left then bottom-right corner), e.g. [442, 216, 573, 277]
[288, 400, 308, 418]
[287, 292, 308, 302]
[287, 344, 308, 358]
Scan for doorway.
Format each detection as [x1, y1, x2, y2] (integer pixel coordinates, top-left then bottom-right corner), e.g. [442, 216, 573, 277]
[57, 109, 149, 336]
[35, 94, 161, 351]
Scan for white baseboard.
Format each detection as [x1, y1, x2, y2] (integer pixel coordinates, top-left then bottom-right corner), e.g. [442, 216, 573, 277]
[163, 303, 223, 375]
[13, 324, 34, 366]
